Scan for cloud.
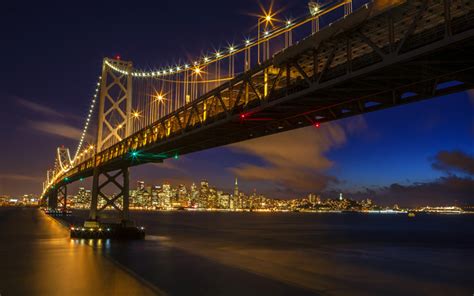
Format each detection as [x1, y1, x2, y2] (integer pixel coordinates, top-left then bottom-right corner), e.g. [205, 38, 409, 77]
[0, 174, 43, 182]
[28, 120, 83, 140]
[17, 97, 88, 141]
[16, 97, 64, 118]
[329, 150, 474, 207]
[432, 150, 474, 176]
[152, 158, 188, 172]
[227, 118, 365, 196]
[325, 175, 474, 207]
[378, 176, 473, 207]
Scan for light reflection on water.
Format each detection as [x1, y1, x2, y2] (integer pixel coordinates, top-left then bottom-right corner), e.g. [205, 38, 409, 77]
[0, 208, 158, 296]
[62, 210, 474, 296]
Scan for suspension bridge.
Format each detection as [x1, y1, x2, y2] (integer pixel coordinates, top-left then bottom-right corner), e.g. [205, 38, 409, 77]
[40, 0, 474, 235]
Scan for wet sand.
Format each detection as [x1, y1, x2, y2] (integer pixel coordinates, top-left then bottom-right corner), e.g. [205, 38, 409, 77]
[0, 208, 159, 296]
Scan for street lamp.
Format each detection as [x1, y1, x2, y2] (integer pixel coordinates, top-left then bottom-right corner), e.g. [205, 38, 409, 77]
[308, 1, 321, 33]
[257, 10, 277, 64]
[308, 1, 320, 16]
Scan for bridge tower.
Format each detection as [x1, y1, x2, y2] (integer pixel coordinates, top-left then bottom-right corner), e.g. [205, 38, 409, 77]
[56, 146, 72, 171]
[46, 147, 72, 211]
[96, 58, 133, 152]
[88, 58, 133, 225]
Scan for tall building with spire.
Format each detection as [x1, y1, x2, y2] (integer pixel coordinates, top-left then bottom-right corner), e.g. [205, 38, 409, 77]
[233, 177, 239, 209]
[234, 177, 239, 197]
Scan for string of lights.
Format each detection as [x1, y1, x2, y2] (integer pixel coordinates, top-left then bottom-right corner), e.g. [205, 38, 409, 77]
[104, 0, 347, 78]
[72, 76, 101, 163]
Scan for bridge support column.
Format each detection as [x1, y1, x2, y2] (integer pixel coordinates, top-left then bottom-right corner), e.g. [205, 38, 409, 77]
[87, 166, 132, 224]
[122, 167, 130, 222]
[89, 168, 100, 221]
[47, 190, 58, 209]
[57, 185, 67, 212]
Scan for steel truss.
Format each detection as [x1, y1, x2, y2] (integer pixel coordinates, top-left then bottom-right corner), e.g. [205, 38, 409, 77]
[57, 185, 67, 211]
[56, 147, 72, 171]
[96, 58, 133, 152]
[89, 167, 130, 222]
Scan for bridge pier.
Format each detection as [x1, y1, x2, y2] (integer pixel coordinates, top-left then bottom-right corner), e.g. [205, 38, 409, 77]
[47, 190, 58, 209]
[75, 166, 143, 239]
[57, 185, 67, 212]
[88, 166, 131, 224]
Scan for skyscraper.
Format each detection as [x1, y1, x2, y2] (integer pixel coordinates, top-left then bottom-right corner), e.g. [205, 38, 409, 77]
[233, 178, 239, 209]
[234, 177, 238, 197]
[199, 180, 209, 208]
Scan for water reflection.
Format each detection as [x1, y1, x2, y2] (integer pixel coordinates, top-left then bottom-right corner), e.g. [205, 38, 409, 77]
[0, 208, 157, 295]
[63, 210, 474, 296]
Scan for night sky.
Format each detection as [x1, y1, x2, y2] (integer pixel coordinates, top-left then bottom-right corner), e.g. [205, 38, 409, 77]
[0, 0, 473, 206]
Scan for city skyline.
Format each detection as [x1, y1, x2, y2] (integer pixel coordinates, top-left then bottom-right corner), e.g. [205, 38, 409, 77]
[4, 173, 472, 210]
[0, 0, 473, 206]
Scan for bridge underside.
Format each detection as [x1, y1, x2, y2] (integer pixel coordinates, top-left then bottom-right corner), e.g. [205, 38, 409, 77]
[45, 0, 474, 200]
[165, 39, 474, 156]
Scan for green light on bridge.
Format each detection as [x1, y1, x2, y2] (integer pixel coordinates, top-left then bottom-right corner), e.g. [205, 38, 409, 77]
[129, 150, 169, 161]
[129, 150, 143, 162]
[174, 154, 179, 160]
[128, 150, 141, 160]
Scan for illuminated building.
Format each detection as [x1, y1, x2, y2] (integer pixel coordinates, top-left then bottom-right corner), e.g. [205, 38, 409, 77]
[218, 191, 230, 209]
[199, 180, 209, 208]
[73, 187, 91, 209]
[178, 184, 189, 207]
[137, 181, 145, 191]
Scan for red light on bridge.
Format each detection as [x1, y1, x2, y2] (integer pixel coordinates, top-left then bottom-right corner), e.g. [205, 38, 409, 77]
[115, 55, 121, 60]
[314, 122, 321, 128]
[240, 114, 246, 119]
